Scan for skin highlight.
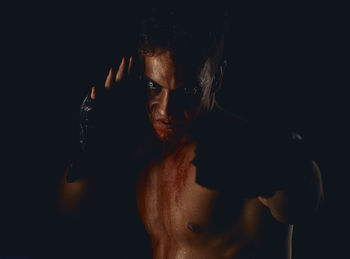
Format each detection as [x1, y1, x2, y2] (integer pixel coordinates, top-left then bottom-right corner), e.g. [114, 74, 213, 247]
[142, 49, 206, 145]
[59, 41, 323, 258]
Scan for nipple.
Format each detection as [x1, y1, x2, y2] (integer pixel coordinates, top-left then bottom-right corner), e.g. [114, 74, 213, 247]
[187, 222, 204, 233]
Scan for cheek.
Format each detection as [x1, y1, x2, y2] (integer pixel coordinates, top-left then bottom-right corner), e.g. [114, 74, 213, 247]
[146, 96, 157, 118]
[185, 98, 202, 118]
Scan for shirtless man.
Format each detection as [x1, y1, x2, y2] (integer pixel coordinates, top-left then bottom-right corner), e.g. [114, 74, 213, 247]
[59, 7, 323, 259]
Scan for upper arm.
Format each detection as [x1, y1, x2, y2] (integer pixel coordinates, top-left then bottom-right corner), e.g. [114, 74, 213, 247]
[258, 160, 324, 224]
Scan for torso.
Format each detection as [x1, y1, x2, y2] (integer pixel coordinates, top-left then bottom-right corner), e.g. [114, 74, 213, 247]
[62, 105, 294, 258]
[136, 135, 293, 259]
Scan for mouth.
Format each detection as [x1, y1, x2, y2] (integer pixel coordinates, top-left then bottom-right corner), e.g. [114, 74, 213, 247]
[156, 119, 185, 129]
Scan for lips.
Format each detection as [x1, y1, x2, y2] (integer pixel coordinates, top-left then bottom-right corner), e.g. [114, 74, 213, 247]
[157, 120, 174, 129]
[156, 119, 184, 129]
[159, 119, 171, 125]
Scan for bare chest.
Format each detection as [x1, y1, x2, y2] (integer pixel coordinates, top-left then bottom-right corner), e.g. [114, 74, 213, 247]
[136, 141, 263, 244]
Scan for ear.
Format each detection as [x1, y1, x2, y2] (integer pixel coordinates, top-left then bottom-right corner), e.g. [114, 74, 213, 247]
[212, 59, 227, 93]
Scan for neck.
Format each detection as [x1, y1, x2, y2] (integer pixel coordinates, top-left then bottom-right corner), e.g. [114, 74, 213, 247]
[161, 134, 192, 157]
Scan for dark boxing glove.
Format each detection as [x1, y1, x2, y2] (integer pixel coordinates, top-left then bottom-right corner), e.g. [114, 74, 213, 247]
[66, 88, 108, 183]
[192, 106, 311, 198]
[67, 75, 150, 183]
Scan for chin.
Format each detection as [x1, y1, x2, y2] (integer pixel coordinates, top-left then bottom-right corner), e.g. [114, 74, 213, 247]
[153, 126, 186, 143]
[154, 129, 175, 142]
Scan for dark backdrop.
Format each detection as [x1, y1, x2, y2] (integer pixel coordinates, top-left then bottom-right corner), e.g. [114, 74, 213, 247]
[1, 2, 348, 258]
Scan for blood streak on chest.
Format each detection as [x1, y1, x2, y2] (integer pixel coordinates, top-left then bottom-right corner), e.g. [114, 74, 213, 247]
[162, 154, 187, 202]
[137, 140, 198, 234]
[161, 140, 198, 203]
[156, 142, 198, 239]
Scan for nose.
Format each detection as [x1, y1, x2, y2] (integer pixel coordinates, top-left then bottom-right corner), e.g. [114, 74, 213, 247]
[157, 89, 183, 118]
[157, 89, 170, 117]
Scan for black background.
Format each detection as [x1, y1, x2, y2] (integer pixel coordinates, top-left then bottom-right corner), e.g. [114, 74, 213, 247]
[1, 2, 348, 258]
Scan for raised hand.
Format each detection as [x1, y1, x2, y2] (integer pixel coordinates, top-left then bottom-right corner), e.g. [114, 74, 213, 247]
[91, 56, 134, 99]
[67, 56, 146, 182]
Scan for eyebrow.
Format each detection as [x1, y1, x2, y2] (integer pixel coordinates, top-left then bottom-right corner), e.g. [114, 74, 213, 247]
[142, 75, 192, 90]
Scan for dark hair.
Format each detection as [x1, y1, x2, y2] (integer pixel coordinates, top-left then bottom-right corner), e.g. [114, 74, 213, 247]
[137, 6, 230, 71]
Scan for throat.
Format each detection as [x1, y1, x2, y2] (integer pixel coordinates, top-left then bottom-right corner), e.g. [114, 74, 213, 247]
[161, 134, 193, 157]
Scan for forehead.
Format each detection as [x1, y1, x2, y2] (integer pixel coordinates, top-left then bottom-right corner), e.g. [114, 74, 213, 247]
[142, 49, 184, 90]
[142, 48, 211, 90]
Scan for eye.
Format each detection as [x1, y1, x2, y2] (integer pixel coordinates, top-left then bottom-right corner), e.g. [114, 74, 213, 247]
[183, 86, 200, 96]
[192, 87, 199, 95]
[147, 81, 159, 90]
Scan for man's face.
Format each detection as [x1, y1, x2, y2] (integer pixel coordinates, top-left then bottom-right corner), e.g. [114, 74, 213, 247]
[141, 49, 211, 142]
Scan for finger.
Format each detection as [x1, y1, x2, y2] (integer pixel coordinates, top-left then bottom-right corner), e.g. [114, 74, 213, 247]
[105, 67, 116, 89]
[127, 56, 134, 75]
[115, 56, 127, 83]
[90, 86, 97, 100]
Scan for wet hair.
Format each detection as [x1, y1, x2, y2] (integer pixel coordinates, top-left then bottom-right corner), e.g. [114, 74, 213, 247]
[137, 6, 230, 75]
[136, 6, 230, 112]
